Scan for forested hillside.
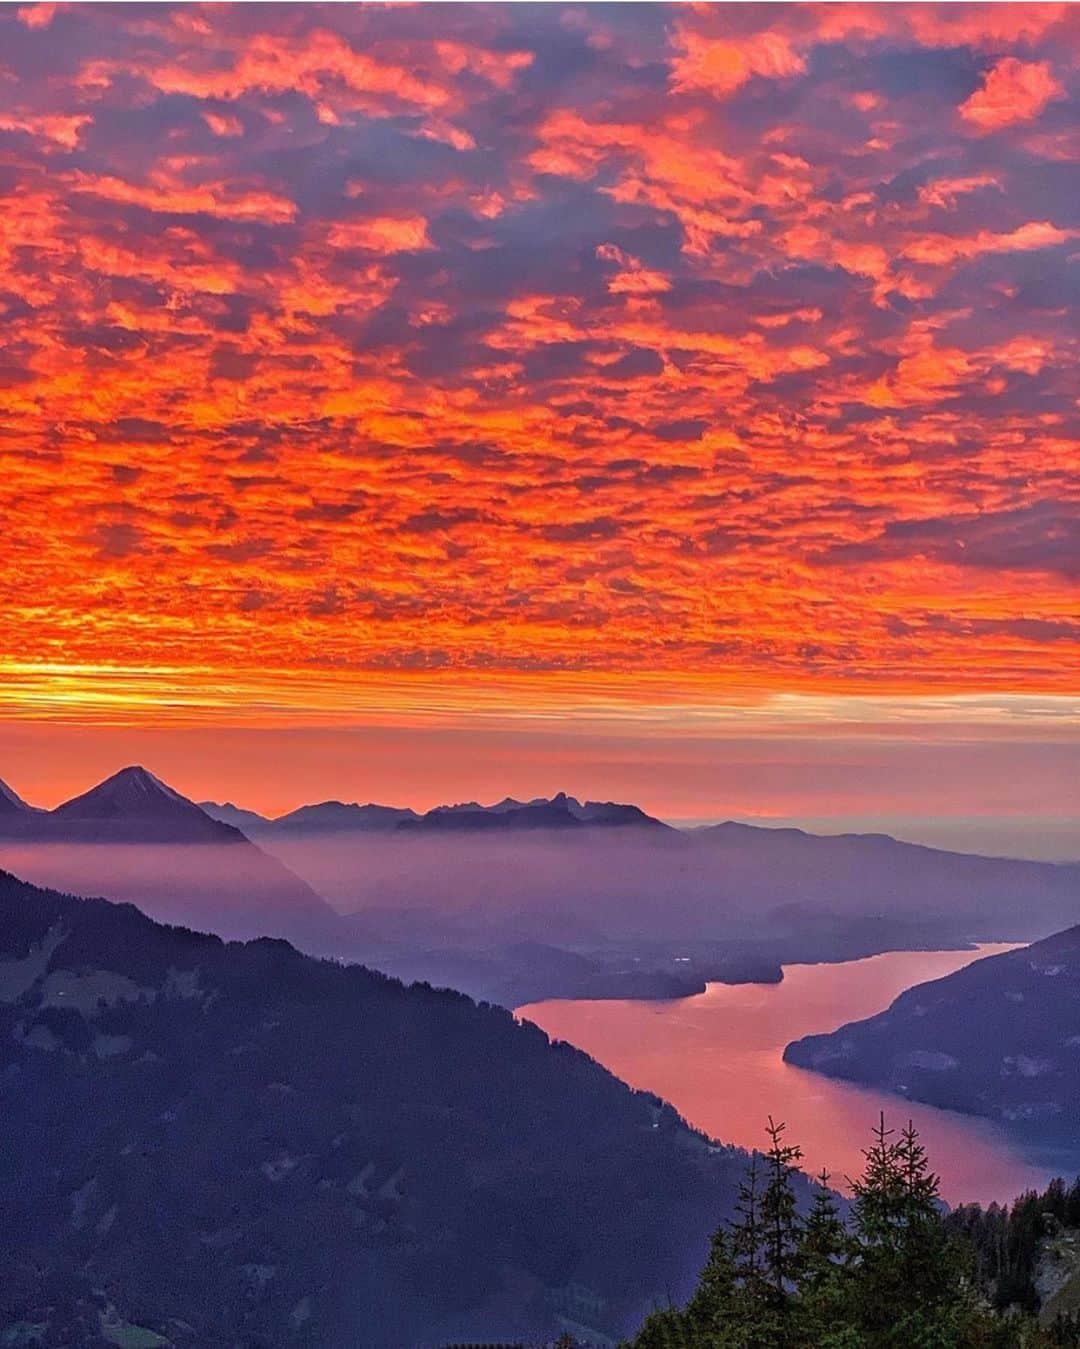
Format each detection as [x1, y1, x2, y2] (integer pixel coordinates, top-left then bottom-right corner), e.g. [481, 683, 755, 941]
[625, 1119, 1080, 1349]
[0, 869, 754, 1347]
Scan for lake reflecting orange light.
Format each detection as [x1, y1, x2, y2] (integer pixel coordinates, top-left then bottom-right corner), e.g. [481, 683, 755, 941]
[520, 946, 1052, 1206]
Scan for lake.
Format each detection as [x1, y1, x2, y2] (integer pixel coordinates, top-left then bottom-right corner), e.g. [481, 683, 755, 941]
[518, 945, 1055, 1207]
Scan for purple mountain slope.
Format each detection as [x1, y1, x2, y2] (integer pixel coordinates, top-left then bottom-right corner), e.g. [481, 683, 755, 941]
[0, 767, 351, 954]
[0, 777, 37, 815]
[54, 766, 242, 843]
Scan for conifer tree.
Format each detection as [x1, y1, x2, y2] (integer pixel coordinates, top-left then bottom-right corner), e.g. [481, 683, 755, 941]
[730, 1156, 765, 1296]
[760, 1116, 803, 1304]
[725, 1155, 778, 1345]
[800, 1168, 850, 1286]
[623, 1114, 1063, 1349]
[848, 1115, 975, 1345]
[794, 1166, 856, 1344]
[626, 1305, 693, 1349]
[683, 1225, 741, 1338]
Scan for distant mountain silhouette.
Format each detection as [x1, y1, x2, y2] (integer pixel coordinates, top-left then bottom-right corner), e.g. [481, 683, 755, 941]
[0, 768, 348, 953]
[202, 790, 662, 837]
[52, 766, 243, 844]
[201, 799, 420, 836]
[3, 771, 1077, 1003]
[690, 821, 1080, 934]
[0, 766, 241, 845]
[0, 868, 754, 1347]
[196, 798, 273, 835]
[280, 801, 421, 832]
[201, 792, 1077, 1000]
[400, 791, 666, 833]
[784, 925, 1080, 1147]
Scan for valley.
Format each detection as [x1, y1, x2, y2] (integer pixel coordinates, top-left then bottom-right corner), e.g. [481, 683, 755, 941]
[4, 5, 1077, 1340]
[520, 945, 1061, 1207]
[1, 767, 1077, 1343]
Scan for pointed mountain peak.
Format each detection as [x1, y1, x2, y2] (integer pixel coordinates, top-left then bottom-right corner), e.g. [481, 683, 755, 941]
[54, 765, 208, 824]
[111, 764, 184, 797]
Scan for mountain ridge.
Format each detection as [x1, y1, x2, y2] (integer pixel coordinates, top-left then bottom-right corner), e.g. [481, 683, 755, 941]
[201, 790, 666, 836]
[0, 768, 349, 953]
[51, 766, 245, 844]
[783, 924, 1080, 1148]
[2, 769, 1077, 999]
[698, 818, 1080, 868]
[0, 866, 755, 1346]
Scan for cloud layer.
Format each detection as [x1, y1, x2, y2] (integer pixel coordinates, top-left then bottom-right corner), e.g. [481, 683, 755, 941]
[1, 2, 1077, 705]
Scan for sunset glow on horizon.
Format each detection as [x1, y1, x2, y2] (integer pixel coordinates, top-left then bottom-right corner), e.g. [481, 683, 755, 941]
[1, 3, 1076, 837]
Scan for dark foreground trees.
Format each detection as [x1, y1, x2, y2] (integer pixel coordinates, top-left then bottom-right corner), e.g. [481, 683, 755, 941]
[626, 1116, 1080, 1349]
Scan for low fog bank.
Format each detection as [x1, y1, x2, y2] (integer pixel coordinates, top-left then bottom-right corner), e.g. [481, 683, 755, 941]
[0, 840, 350, 954]
[2, 826, 1076, 1008]
[264, 826, 1080, 943]
[266, 827, 1080, 1003]
[268, 828, 726, 937]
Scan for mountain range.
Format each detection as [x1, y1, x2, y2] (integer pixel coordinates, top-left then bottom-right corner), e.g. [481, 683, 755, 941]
[0, 867, 754, 1347]
[200, 790, 663, 836]
[0, 766, 249, 845]
[2, 767, 1077, 1007]
[0, 768, 346, 952]
[784, 924, 1080, 1149]
[202, 800, 420, 837]
[690, 821, 1080, 921]
[198, 785, 1080, 941]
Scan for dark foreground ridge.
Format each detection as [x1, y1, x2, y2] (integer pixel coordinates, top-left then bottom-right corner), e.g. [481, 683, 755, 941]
[0, 868, 755, 1348]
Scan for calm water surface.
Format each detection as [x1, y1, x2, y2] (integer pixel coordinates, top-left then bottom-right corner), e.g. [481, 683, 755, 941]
[519, 945, 1055, 1206]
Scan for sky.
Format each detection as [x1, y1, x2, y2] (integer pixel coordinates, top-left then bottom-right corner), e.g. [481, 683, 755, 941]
[0, 3, 1076, 853]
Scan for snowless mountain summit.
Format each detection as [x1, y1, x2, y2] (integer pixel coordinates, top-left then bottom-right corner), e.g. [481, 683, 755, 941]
[56, 766, 198, 819]
[50, 766, 240, 843]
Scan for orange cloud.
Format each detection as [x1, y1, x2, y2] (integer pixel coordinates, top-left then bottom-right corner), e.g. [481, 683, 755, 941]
[671, 28, 805, 98]
[902, 220, 1074, 266]
[960, 57, 1063, 132]
[0, 0, 1075, 728]
[0, 111, 90, 150]
[145, 30, 451, 111]
[201, 110, 244, 138]
[16, 2, 58, 28]
[595, 243, 671, 295]
[68, 170, 298, 223]
[326, 216, 433, 254]
[917, 174, 1002, 211]
[865, 344, 978, 407]
[433, 41, 533, 90]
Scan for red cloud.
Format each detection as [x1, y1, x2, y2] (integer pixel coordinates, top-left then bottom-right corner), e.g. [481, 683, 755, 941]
[671, 28, 805, 98]
[201, 110, 244, 139]
[16, 2, 58, 28]
[0, 2, 1076, 709]
[326, 216, 432, 254]
[960, 57, 1063, 131]
[902, 220, 1074, 266]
